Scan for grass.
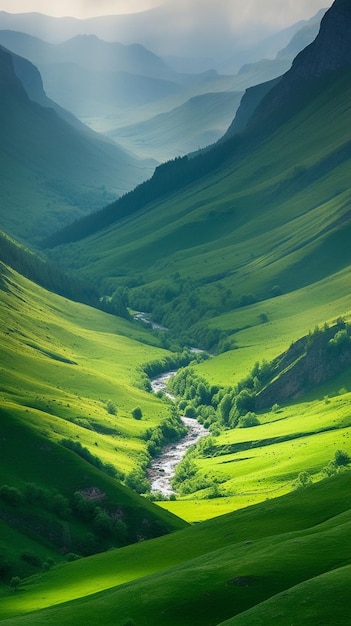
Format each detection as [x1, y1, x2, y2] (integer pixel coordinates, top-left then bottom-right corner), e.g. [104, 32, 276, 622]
[0, 264, 187, 577]
[218, 565, 351, 625]
[0, 472, 349, 625]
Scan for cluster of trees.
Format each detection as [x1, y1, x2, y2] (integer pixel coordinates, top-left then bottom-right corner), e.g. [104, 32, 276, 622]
[168, 360, 274, 432]
[143, 348, 206, 379]
[0, 481, 129, 582]
[294, 449, 351, 489]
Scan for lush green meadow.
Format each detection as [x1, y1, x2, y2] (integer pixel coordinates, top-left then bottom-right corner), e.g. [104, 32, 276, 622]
[0, 473, 349, 625]
[0, 263, 188, 579]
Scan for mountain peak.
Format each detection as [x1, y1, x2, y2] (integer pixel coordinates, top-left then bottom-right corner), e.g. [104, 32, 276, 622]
[239, 0, 351, 133]
[289, 0, 351, 79]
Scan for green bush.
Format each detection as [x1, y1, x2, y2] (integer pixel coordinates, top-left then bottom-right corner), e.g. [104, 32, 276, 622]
[0, 485, 23, 506]
[238, 412, 260, 428]
[334, 449, 351, 467]
[106, 400, 117, 415]
[132, 406, 142, 420]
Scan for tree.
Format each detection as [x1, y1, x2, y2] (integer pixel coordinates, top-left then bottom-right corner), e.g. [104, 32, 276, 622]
[10, 576, 21, 592]
[106, 400, 117, 415]
[239, 412, 260, 428]
[219, 393, 232, 425]
[334, 449, 351, 467]
[132, 407, 142, 420]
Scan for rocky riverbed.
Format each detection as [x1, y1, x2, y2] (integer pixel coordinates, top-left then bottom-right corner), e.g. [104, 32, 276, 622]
[148, 372, 208, 496]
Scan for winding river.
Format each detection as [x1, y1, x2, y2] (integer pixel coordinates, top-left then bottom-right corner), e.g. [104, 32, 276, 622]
[148, 372, 208, 496]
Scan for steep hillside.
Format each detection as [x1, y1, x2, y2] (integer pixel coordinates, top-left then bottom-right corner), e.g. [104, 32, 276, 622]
[44, 0, 351, 354]
[0, 258, 187, 581]
[0, 45, 154, 242]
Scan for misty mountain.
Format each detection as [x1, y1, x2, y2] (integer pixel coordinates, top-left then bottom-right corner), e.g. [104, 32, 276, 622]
[0, 5, 329, 72]
[0, 44, 154, 242]
[108, 91, 244, 162]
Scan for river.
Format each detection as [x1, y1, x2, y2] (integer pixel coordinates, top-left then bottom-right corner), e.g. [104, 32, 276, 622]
[147, 372, 208, 496]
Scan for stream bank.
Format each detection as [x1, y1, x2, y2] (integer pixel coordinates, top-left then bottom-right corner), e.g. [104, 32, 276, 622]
[148, 372, 208, 496]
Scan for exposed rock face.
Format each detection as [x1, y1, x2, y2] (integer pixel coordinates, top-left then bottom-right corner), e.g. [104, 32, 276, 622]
[255, 323, 351, 410]
[289, 0, 351, 79]
[245, 0, 351, 131]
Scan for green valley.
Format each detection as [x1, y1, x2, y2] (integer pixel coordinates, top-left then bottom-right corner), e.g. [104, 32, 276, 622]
[1, 0, 351, 623]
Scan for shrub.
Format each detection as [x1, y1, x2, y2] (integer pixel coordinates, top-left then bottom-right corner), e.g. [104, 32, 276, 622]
[132, 406, 142, 420]
[294, 471, 312, 489]
[239, 412, 260, 428]
[106, 400, 117, 415]
[0, 485, 23, 506]
[125, 469, 150, 494]
[10, 576, 21, 592]
[334, 449, 351, 467]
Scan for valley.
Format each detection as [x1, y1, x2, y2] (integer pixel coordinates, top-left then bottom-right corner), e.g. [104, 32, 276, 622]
[0, 0, 350, 624]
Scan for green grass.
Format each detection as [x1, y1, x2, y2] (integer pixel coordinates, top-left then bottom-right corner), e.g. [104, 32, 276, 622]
[218, 565, 351, 625]
[49, 68, 351, 363]
[0, 264, 187, 577]
[0, 473, 349, 625]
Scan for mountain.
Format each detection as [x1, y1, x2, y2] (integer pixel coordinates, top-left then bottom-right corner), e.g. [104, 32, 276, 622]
[107, 91, 244, 162]
[0, 5, 332, 71]
[246, 0, 351, 130]
[43, 0, 351, 354]
[0, 45, 154, 242]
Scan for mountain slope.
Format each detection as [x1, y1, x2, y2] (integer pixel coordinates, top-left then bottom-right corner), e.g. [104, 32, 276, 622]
[0, 45, 154, 242]
[42, 1, 351, 349]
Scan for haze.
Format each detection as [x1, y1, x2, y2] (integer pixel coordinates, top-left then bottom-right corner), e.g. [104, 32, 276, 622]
[1, 1, 332, 28]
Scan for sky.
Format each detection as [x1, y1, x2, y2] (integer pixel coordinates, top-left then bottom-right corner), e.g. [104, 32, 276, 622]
[0, 0, 163, 17]
[0, 0, 332, 23]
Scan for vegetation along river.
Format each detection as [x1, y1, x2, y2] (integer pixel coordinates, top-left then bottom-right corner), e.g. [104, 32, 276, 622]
[148, 372, 208, 496]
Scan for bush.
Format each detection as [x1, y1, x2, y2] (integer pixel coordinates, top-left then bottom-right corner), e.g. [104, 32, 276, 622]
[0, 485, 23, 506]
[9, 576, 21, 592]
[132, 407, 142, 420]
[239, 413, 260, 428]
[106, 400, 117, 415]
[294, 471, 312, 489]
[125, 469, 150, 494]
[334, 449, 351, 467]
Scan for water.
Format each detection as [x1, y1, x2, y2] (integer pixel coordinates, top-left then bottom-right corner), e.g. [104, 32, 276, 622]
[148, 372, 208, 496]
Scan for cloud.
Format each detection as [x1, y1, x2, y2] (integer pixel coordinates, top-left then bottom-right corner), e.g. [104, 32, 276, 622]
[0, 0, 163, 18]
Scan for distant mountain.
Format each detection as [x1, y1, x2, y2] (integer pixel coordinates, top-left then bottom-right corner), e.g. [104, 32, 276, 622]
[108, 91, 244, 162]
[0, 5, 332, 71]
[0, 45, 154, 242]
[0, 31, 181, 118]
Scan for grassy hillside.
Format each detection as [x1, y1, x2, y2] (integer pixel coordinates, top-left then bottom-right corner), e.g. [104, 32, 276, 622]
[47, 67, 351, 353]
[0, 261, 187, 580]
[0, 473, 349, 624]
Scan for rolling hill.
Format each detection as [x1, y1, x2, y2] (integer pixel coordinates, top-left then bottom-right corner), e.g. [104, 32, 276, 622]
[0, 472, 349, 624]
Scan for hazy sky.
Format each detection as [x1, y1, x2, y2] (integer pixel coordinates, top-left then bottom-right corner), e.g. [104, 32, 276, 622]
[0, 1, 332, 23]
